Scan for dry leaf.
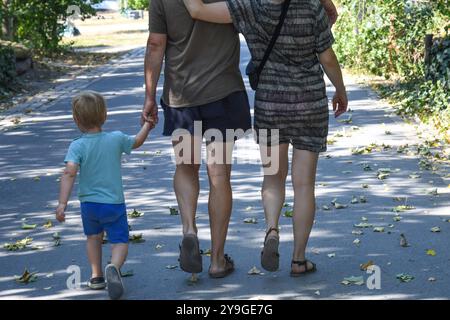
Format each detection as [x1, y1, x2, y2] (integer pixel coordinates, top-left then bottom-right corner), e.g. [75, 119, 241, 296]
[43, 220, 53, 229]
[248, 266, 263, 275]
[341, 276, 364, 286]
[15, 269, 37, 284]
[243, 217, 258, 224]
[360, 260, 374, 271]
[21, 223, 37, 230]
[128, 209, 144, 218]
[169, 207, 179, 215]
[430, 226, 441, 233]
[396, 273, 414, 282]
[426, 249, 436, 256]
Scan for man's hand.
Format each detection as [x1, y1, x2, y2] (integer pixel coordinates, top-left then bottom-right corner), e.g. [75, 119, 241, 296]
[321, 0, 338, 25]
[333, 90, 348, 118]
[56, 204, 66, 223]
[141, 98, 159, 127]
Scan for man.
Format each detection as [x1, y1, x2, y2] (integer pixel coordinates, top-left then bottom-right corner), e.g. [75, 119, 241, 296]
[143, 0, 338, 278]
[143, 0, 251, 278]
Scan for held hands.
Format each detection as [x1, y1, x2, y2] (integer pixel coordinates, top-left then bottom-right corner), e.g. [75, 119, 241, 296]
[333, 89, 348, 118]
[141, 98, 159, 128]
[55, 203, 66, 223]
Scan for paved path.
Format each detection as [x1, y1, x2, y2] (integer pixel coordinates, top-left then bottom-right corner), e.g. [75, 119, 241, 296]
[0, 40, 449, 300]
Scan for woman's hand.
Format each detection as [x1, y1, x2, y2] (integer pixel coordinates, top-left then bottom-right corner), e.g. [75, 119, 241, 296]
[333, 90, 348, 118]
[320, 0, 338, 25]
[182, 0, 232, 24]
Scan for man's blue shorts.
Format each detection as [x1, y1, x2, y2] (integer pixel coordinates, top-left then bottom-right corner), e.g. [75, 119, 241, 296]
[80, 202, 129, 244]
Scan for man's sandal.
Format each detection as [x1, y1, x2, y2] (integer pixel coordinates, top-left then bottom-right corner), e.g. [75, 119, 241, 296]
[261, 227, 280, 272]
[208, 254, 235, 279]
[290, 260, 317, 277]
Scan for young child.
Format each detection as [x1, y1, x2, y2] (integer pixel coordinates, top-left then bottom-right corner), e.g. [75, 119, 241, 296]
[56, 91, 153, 300]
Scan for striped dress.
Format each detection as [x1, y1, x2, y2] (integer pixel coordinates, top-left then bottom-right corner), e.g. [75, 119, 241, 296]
[226, 0, 334, 153]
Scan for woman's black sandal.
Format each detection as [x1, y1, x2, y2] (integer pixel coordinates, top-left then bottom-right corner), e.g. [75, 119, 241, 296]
[261, 227, 280, 272]
[290, 260, 317, 277]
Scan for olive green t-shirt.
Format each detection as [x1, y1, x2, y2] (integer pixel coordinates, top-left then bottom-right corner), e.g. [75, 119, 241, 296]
[149, 0, 245, 108]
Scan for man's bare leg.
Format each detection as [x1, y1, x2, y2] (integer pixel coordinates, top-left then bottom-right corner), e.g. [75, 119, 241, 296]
[172, 135, 201, 236]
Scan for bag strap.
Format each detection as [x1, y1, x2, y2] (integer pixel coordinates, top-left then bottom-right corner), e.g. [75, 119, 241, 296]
[256, 0, 292, 75]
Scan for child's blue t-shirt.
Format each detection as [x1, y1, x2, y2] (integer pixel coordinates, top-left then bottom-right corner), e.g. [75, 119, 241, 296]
[64, 131, 136, 204]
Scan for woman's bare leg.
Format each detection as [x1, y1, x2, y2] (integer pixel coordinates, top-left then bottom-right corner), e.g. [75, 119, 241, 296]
[291, 149, 319, 273]
[260, 144, 289, 238]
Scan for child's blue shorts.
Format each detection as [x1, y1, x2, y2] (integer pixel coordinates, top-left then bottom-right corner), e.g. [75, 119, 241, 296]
[80, 202, 129, 244]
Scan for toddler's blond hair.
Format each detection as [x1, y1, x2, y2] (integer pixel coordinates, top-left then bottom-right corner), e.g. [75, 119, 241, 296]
[72, 91, 107, 129]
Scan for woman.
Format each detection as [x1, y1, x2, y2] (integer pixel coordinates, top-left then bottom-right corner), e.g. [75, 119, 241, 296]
[183, 0, 348, 276]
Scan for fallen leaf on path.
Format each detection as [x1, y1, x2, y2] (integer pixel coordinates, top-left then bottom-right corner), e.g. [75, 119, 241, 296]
[373, 227, 385, 233]
[155, 244, 163, 250]
[15, 269, 37, 284]
[430, 227, 441, 233]
[43, 220, 52, 229]
[392, 205, 415, 213]
[129, 234, 145, 243]
[52, 232, 60, 240]
[331, 198, 348, 209]
[377, 172, 390, 180]
[338, 115, 353, 124]
[409, 174, 421, 179]
[341, 276, 364, 286]
[353, 238, 361, 245]
[427, 188, 438, 196]
[428, 277, 436, 282]
[3, 237, 33, 251]
[351, 196, 359, 204]
[354, 222, 373, 228]
[128, 209, 144, 218]
[245, 206, 253, 211]
[283, 209, 293, 217]
[396, 273, 414, 282]
[327, 253, 336, 258]
[243, 218, 258, 224]
[314, 290, 321, 296]
[426, 249, 436, 256]
[361, 184, 369, 188]
[121, 270, 134, 277]
[248, 266, 263, 275]
[352, 230, 363, 235]
[359, 196, 367, 203]
[360, 261, 374, 271]
[200, 249, 211, 256]
[361, 217, 368, 221]
[169, 207, 179, 215]
[166, 265, 178, 270]
[322, 205, 331, 211]
[393, 216, 402, 222]
[33, 177, 40, 181]
[21, 223, 37, 230]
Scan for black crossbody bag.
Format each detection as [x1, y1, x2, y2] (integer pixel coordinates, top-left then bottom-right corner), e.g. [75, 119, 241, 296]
[246, 0, 291, 90]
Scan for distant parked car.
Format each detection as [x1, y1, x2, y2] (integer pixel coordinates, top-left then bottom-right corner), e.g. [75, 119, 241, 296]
[91, 0, 120, 11]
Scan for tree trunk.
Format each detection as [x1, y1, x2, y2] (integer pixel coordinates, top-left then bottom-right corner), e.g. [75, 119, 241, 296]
[1, 0, 15, 41]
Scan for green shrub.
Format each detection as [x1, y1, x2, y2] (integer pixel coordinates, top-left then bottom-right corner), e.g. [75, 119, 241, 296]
[0, 44, 16, 89]
[127, 0, 150, 10]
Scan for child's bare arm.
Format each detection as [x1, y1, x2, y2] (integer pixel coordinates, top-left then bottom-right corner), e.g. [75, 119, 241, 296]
[133, 121, 152, 149]
[318, 48, 348, 118]
[56, 162, 78, 222]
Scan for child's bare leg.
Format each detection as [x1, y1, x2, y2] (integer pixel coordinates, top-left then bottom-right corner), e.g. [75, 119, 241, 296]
[87, 233, 103, 277]
[111, 243, 128, 270]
